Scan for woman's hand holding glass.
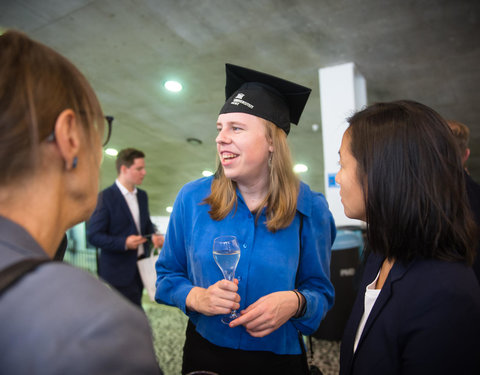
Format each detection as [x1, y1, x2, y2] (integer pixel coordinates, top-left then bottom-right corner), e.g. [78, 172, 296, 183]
[185, 236, 241, 318]
[185, 279, 240, 316]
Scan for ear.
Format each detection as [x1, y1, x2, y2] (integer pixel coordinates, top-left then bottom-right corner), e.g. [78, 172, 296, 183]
[463, 148, 471, 165]
[120, 164, 128, 176]
[54, 109, 80, 170]
[268, 138, 274, 153]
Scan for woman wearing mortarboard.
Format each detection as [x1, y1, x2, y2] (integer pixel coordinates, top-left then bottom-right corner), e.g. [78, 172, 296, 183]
[155, 64, 335, 375]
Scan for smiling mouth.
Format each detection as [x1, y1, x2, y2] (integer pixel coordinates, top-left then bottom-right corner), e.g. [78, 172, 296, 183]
[221, 152, 238, 162]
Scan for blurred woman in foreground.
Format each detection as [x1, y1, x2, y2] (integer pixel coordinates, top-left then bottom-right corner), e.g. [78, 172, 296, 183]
[0, 30, 161, 374]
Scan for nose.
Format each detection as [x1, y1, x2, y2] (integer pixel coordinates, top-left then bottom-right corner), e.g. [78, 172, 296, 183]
[216, 128, 230, 144]
[334, 171, 340, 185]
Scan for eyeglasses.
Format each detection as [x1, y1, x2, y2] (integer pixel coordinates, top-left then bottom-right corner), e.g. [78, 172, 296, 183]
[103, 115, 114, 146]
[45, 115, 114, 147]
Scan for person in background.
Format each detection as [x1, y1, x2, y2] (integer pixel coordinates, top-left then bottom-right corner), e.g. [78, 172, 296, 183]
[88, 148, 164, 308]
[447, 119, 480, 283]
[156, 63, 335, 375]
[337, 100, 480, 374]
[0, 30, 161, 374]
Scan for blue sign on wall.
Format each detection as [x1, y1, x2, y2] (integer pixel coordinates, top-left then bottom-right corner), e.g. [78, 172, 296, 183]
[328, 173, 339, 188]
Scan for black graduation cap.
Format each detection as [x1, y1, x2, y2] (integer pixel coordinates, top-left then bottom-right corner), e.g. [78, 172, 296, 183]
[219, 63, 312, 135]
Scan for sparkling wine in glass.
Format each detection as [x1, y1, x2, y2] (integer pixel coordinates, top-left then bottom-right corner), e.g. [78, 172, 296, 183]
[213, 235, 241, 324]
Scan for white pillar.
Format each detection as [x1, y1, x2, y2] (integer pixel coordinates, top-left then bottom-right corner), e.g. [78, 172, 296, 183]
[319, 63, 366, 227]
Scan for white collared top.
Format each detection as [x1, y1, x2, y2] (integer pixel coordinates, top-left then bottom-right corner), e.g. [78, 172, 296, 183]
[115, 179, 144, 256]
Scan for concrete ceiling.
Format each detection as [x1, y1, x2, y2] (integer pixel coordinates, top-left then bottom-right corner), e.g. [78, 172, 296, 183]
[1, 0, 479, 215]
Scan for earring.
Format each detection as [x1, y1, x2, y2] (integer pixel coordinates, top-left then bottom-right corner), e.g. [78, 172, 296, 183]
[72, 156, 78, 169]
[268, 154, 272, 168]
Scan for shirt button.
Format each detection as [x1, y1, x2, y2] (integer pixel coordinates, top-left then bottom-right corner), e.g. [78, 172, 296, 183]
[243, 243, 247, 249]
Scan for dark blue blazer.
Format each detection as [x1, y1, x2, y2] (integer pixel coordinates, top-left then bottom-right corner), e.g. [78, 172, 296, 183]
[87, 183, 155, 287]
[465, 172, 480, 283]
[340, 253, 480, 375]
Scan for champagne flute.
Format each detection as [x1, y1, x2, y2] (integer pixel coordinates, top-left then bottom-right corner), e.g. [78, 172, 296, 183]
[213, 235, 241, 324]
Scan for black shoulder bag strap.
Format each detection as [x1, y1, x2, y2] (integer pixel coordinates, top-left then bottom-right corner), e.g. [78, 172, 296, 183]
[296, 213, 323, 375]
[297, 213, 309, 373]
[0, 258, 51, 296]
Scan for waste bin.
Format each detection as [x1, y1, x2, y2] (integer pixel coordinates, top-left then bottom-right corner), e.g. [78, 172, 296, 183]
[313, 228, 363, 341]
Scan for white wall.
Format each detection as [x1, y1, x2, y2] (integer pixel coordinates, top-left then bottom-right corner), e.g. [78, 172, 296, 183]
[319, 62, 366, 228]
[151, 216, 170, 235]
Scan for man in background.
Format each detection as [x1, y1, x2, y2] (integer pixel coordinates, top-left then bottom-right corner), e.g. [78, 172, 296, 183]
[448, 120, 480, 283]
[88, 148, 164, 307]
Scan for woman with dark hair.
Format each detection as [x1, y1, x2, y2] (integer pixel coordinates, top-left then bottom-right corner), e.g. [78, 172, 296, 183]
[337, 100, 480, 374]
[0, 30, 161, 374]
[156, 64, 336, 375]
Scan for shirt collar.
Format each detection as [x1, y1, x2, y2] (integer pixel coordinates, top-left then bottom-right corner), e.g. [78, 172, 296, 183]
[234, 181, 312, 217]
[115, 179, 137, 196]
[296, 182, 312, 217]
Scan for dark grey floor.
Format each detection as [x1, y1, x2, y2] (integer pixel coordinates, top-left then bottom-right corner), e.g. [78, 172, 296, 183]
[144, 298, 340, 375]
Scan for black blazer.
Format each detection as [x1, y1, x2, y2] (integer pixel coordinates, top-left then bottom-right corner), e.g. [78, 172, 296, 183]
[465, 172, 480, 283]
[340, 253, 480, 375]
[87, 184, 155, 287]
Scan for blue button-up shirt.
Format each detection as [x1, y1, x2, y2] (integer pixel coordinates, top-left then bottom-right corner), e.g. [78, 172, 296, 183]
[155, 176, 335, 354]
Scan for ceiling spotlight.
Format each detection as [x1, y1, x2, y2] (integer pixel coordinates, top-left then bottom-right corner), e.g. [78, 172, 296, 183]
[105, 148, 118, 156]
[202, 170, 213, 177]
[293, 164, 308, 173]
[166, 206, 173, 213]
[164, 80, 182, 92]
[312, 123, 319, 132]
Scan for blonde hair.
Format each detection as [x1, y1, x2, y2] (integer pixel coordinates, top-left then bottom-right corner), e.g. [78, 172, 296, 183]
[204, 120, 299, 232]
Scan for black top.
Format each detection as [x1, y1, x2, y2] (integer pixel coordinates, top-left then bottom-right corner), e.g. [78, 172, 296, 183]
[465, 171, 480, 283]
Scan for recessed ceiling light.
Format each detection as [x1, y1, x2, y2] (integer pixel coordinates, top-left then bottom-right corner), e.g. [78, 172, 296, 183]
[293, 164, 308, 173]
[202, 170, 213, 177]
[105, 148, 118, 156]
[166, 206, 173, 213]
[164, 80, 182, 92]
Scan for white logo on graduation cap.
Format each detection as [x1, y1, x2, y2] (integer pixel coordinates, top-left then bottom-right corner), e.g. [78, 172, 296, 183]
[231, 92, 254, 109]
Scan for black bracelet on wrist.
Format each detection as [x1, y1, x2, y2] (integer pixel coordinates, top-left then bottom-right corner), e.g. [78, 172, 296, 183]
[293, 290, 301, 316]
[293, 289, 305, 318]
[296, 290, 307, 318]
